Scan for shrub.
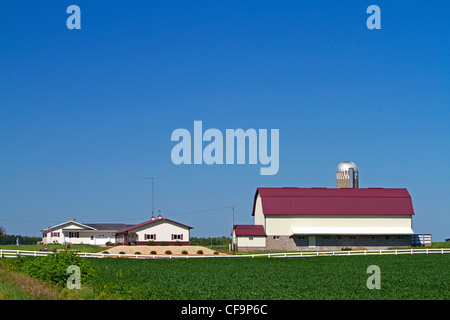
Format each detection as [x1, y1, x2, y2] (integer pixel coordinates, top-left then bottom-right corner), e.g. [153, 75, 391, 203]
[150, 250, 157, 255]
[0, 255, 25, 271]
[119, 251, 126, 254]
[181, 250, 188, 255]
[213, 251, 219, 255]
[165, 250, 172, 255]
[174, 241, 182, 246]
[159, 242, 169, 246]
[134, 252, 141, 255]
[197, 250, 203, 255]
[22, 250, 94, 287]
[146, 241, 156, 246]
[103, 251, 109, 254]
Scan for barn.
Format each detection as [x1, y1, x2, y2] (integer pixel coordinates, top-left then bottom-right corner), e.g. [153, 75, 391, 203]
[232, 162, 417, 251]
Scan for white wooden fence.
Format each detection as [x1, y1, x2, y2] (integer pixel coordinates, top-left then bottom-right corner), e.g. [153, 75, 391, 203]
[1, 248, 449, 259]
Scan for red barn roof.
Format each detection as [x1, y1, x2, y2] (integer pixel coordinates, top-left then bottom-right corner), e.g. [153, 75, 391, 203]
[233, 225, 266, 236]
[252, 187, 415, 216]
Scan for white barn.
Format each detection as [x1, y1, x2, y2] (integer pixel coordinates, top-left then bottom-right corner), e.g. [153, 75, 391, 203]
[232, 187, 416, 251]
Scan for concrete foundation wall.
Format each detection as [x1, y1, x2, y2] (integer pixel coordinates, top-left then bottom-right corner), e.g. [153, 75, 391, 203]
[264, 235, 412, 251]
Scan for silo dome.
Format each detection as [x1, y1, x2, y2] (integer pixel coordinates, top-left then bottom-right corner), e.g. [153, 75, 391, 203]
[336, 161, 359, 188]
[336, 161, 358, 173]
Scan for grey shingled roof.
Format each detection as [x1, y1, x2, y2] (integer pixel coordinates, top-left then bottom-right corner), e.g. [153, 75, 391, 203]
[84, 223, 134, 231]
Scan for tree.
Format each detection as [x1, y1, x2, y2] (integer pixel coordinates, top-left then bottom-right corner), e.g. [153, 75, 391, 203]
[0, 225, 6, 239]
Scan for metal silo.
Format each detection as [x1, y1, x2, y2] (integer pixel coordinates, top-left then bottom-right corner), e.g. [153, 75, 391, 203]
[336, 161, 359, 188]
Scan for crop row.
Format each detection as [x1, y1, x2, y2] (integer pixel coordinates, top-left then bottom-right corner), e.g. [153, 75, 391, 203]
[85, 254, 450, 300]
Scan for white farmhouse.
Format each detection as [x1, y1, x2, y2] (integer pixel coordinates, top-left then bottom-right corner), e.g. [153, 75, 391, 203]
[41, 214, 192, 246]
[115, 214, 192, 245]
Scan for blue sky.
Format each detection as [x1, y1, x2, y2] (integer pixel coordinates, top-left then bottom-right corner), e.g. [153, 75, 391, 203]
[0, 1, 449, 240]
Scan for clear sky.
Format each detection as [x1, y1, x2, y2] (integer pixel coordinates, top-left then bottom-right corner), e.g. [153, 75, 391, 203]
[1, 1, 449, 240]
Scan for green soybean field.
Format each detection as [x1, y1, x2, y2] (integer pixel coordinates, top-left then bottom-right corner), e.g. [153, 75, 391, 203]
[84, 254, 449, 300]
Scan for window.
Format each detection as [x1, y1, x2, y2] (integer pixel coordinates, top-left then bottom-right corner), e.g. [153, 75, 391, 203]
[145, 234, 156, 240]
[248, 236, 254, 240]
[349, 236, 356, 240]
[372, 236, 378, 240]
[172, 234, 182, 240]
[323, 236, 330, 239]
[52, 232, 59, 237]
[69, 232, 79, 238]
[273, 236, 280, 240]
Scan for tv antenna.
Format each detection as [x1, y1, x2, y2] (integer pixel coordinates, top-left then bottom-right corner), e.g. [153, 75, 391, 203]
[142, 177, 161, 215]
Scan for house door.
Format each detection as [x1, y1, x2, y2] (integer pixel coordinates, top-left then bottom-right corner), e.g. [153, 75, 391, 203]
[90, 235, 95, 245]
[308, 236, 316, 248]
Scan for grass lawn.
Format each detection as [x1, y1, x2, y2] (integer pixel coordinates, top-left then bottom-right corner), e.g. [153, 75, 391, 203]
[0, 278, 29, 300]
[84, 253, 450, 300]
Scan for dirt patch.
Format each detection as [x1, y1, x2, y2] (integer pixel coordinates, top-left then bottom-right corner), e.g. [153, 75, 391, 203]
[98, 245, 227, 256]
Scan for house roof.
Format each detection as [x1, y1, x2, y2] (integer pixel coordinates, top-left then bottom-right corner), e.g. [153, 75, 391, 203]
[252, 187, 415, 216]
[40, 220, 97, 233]
[84, 223, 133, 231]
[233, 225, 266, 236]
[116, 218, 193, 233]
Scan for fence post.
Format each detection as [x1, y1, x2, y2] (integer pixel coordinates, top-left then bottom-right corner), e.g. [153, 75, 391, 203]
[411, 248, 413, 255]
[442, 248, 444, 254]
[0, 249, 2, 258]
